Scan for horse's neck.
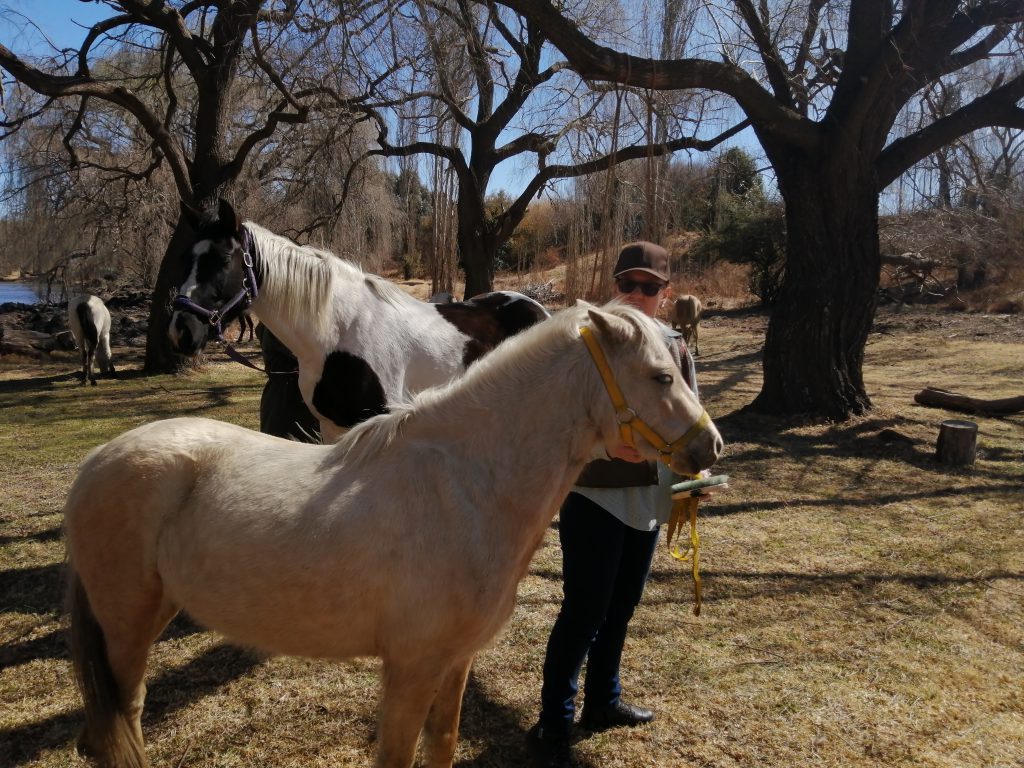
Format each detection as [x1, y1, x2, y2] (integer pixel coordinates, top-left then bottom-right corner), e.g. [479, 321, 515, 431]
[412, 333, 601, 534]
[250, 240, 439, 367]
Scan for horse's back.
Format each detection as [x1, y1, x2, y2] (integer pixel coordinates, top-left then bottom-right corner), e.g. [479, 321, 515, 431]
[65, 418, 299, 548]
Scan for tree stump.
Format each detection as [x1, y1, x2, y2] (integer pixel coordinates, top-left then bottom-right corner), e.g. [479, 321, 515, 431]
[936, 420, 978, 466]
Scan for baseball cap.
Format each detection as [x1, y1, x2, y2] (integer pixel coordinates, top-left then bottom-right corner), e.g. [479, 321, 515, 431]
[613, 242, 670, 282]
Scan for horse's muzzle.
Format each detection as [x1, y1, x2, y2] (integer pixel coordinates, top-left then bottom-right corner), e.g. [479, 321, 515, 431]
[168, 312, 207, 356]
[671, 422, 723, 476]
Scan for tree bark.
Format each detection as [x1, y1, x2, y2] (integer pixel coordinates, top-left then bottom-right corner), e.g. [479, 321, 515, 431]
[457, 185, 495, 299]
[750, 147, 879, 419]
[143, 216, 199, 373]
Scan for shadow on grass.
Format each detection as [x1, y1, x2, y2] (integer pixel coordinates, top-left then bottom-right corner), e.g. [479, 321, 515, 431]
[0, 559, 210, 670]
[0, 639, 263, 765]
[0, 562, 63, 617]
[456, 671, 599, 768]
[1, 382, 256, 425]
[0, 524, 62, 548]
[698, 481, 1023, 518]
[0, 366, 153, 394]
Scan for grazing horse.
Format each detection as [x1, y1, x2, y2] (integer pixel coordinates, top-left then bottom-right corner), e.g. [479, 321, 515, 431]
[168, 200, 549, 442]
[672, 294, 702, 355]
[67, 295, 115, 385]
[65, 302, 722, 768]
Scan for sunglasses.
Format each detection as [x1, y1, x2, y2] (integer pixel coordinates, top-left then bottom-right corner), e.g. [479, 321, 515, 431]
[616, 278, 666, 297]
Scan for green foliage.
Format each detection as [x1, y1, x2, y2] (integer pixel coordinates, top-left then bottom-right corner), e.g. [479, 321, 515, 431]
[693, 201, 787, 305]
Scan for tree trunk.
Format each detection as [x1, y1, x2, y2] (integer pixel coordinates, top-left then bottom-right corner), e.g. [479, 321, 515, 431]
[751, 155, 879, 419]
[143, 216, 197, 373]
[457, 192, 495, 299]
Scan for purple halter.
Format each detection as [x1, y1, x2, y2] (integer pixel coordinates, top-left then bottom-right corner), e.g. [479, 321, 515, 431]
[172, 225, 259, 341]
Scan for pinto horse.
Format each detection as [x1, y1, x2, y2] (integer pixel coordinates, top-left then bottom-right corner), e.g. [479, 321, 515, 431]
[68, 295, 115, 385]
[65, 302, 722, 768]
[168, 200, 549, 442]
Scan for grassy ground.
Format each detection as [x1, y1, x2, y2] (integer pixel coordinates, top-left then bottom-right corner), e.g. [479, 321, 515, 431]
[1, 306, 1022, 768]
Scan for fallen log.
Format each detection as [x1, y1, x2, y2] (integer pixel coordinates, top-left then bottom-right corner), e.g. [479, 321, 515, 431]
[914, 387, 1024, 416]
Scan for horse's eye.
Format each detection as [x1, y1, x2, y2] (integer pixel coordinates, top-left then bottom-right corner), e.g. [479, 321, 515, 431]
[654, 373, 673, 385]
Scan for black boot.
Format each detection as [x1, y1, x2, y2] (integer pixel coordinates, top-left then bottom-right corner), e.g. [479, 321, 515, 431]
[526, 723, 575, 768]
[579, 700, 655, 731]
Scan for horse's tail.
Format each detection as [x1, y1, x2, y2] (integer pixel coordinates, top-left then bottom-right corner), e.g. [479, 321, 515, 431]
[67, 568, 148, 768]
[76, 301, 99, 351]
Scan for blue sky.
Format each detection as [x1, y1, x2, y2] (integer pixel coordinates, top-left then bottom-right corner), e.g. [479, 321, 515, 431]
[0, 1, 110, 52]
[0, 1, 769, 199]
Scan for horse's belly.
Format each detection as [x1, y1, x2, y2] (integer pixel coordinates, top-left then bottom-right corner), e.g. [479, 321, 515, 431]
[162, 566, 383, 659]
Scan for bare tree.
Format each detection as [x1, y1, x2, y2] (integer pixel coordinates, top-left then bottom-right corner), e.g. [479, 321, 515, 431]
[1, 0, 366, 372]
[492, 0, 1024, 419]
[343, 0, 745, 297]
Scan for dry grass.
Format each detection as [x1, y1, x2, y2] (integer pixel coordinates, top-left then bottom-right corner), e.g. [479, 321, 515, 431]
[1, 307, 1022, 768]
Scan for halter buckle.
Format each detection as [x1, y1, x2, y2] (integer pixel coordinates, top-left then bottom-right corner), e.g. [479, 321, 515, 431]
[615, 407, 637, 424]
[207, 310, 221, 328]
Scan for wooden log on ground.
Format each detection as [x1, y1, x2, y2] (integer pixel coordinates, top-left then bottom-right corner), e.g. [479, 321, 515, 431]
[936, 420, 978, 466]
[914, 387, 1024, 416]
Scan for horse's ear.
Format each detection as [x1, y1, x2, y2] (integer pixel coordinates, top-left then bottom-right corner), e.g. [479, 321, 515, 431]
[180, 201, 204, 231]
[587, 308, 632, 344]
[218, 198, 241, 232]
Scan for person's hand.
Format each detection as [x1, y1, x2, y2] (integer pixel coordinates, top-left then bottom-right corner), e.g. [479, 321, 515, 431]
[607, 443, 644, 463]
[692, 483, 728, 498]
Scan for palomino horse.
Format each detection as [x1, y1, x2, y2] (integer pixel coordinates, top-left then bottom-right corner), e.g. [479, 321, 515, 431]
[65, 302, 722, 768]
[68, 295, 115, 385]
[167, 199, 549, 442]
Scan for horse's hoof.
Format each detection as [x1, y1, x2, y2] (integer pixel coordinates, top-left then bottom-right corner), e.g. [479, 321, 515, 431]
[90, 379, 98, 386]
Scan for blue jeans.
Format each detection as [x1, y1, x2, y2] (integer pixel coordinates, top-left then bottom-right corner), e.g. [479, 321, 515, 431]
[538, 492, 660, 733]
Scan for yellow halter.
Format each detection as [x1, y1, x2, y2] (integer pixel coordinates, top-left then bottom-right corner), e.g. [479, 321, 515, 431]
[580, 325, 711, 465]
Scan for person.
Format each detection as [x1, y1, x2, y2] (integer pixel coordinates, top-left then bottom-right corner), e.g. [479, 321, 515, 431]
[527, 241, 707, 768]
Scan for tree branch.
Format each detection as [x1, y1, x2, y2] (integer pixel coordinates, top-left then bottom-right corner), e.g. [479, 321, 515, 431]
[487, 0, 816, 148]
[0, 43, 192, 198]
[878, 72, 1024, 187]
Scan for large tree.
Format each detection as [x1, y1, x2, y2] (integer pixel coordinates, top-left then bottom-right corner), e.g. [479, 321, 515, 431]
[345, 0, 747, 297]
[0, 0, 360, 372]
[495, 0, 1024, 419]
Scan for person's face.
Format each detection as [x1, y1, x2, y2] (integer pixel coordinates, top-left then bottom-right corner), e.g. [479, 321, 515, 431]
[614, 269, 669, 318]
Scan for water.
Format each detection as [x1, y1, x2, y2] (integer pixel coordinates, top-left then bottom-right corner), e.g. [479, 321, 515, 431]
[0, 281, 44, 304]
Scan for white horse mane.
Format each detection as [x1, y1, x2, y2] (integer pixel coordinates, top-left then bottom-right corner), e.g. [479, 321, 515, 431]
[333, 302, 653, 467]
[245, 222, 418, 333]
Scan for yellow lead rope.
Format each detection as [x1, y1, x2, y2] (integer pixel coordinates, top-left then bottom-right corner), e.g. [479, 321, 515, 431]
[666, 495, 703, 616]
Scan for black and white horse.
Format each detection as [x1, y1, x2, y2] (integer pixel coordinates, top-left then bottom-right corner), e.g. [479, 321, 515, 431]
[67, 295, 115, 385]
[168, 200, 550, 442]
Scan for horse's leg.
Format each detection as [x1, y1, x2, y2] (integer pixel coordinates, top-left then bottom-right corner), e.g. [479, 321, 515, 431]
[79, 345, 89, 385]
[421, 655, 474, 768]
[69, 569, 177, 767]
[375, 660, 447, 768]
[100, 334, 115, 377]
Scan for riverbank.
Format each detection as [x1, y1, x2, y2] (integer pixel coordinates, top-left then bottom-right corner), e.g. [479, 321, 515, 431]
[0, 287, 152, 351]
